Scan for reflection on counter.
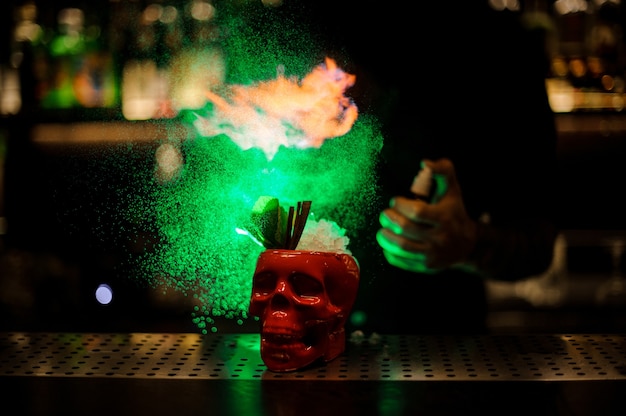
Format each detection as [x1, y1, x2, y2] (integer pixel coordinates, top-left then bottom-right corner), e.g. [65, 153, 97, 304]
[2, 332, 626, 416]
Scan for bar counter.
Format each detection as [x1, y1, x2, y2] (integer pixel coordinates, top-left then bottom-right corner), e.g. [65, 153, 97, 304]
[2, 331, 625, 415]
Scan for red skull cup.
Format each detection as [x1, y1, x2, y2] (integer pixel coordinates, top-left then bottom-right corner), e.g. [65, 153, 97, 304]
[249, 249, 360, 372]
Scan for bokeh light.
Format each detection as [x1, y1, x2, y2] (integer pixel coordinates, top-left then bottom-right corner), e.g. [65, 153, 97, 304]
[95, 284, 113, 305]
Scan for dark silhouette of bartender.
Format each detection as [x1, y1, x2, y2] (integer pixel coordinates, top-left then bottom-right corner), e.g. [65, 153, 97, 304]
[292, 0, 558, 334]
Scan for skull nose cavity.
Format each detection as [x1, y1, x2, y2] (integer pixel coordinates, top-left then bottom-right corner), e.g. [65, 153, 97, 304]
[270, 292, 291, 310]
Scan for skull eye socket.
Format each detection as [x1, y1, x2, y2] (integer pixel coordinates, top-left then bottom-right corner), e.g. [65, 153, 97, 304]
[290, 273, 323, 299]
[253, 272, 277, 296]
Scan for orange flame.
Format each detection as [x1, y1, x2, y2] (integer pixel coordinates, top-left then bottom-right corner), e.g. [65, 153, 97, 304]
[193, 57, 358, 160]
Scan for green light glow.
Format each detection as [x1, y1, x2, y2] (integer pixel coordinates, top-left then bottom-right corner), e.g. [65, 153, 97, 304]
[125, 6, 384, 332]
[136, 115, 382, 332]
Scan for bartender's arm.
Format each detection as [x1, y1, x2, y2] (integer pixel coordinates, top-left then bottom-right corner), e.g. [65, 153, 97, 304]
[377, 158, 557, 281]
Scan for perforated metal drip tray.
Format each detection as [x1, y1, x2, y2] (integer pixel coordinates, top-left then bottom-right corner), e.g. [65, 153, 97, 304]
[1, 332, 625, 381]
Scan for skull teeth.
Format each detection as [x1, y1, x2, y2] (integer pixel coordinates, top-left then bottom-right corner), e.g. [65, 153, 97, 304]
[263, 332, 316, 350]
[274, 334, 295, 340]
[264, 333, 300, 344]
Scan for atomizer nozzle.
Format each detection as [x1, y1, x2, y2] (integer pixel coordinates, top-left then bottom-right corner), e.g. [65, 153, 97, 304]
[410, 166, 432, 200]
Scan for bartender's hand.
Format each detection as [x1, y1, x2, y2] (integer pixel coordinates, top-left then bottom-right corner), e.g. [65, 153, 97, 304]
[376, 158, 479, 274]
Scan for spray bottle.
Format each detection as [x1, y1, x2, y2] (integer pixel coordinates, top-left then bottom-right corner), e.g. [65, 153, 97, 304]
[410, 165, 434, 202]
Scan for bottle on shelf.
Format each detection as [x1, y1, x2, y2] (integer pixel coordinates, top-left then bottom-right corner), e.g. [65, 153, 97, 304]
[39, 6, 117, 111]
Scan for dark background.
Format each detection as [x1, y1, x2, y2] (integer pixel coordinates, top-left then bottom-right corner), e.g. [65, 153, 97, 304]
[1, 0, 626, 334]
